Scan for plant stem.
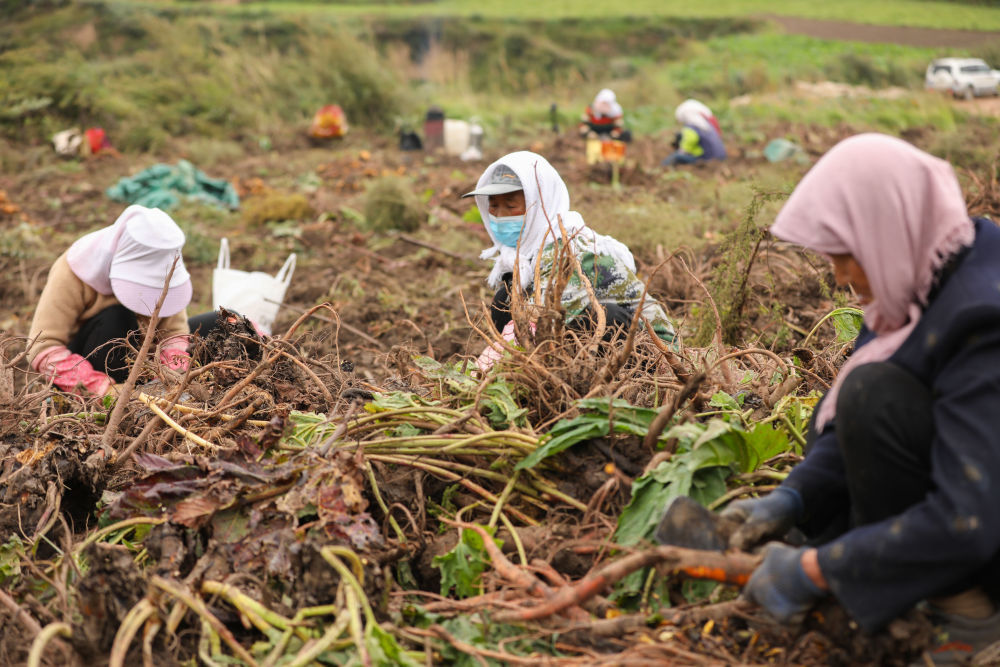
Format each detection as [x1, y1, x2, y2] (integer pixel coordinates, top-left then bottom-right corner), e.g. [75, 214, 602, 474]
[27, 622, 72, 667]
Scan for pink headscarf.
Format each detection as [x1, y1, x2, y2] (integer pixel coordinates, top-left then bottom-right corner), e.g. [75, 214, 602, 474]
[771, 133, 974, 431]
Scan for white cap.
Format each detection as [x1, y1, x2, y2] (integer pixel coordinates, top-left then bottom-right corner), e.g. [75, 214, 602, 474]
[109, 208, 192, 317]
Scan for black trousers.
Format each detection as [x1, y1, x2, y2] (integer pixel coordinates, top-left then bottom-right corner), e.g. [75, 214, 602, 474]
[490, 274, 634, 342]
[827, 362, 1000, 597]
[835, 362, 935, 527]
[68, 306, 222, 383]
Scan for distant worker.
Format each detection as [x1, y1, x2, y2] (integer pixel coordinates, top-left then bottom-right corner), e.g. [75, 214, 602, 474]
[661, 99, 726, 166]
[579, 89, 632, 143]
[26, 205, 195, 398]
[463, 151, 674, 372]
[309, 104, 348, 141]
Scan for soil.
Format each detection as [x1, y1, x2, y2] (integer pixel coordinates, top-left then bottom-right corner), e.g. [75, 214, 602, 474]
[0, 103, 993, 664]
[766, 14, 1000, 48]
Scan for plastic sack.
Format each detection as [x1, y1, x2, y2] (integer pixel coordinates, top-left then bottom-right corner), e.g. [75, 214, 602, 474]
[309, 104, 348, 139]
[764, 138, 803, 163]
[212, 238, 295, 335]
[52, 128, 83, 157]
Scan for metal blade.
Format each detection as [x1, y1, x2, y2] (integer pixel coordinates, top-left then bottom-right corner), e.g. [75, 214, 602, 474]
[654, 495, 727, 552]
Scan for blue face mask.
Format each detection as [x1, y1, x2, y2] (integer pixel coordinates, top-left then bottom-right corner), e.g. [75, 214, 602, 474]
[488, 214, 525, 247]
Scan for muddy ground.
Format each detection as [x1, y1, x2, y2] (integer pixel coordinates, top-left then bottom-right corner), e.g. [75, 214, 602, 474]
[0, 103, 998, 666]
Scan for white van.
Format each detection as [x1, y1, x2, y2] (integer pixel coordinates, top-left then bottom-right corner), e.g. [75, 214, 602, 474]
[925, 58, 1000, 99]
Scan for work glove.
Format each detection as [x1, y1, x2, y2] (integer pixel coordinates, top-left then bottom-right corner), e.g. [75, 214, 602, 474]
[743, 542, 825, 624]
[671, 132, 682, 150]
[33, 345, 115, 396]
[720, 486, 804, 552]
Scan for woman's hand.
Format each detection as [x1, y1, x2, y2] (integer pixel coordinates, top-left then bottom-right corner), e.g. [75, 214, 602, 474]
[720, 486, 804, 551]
[743, 543, 826, 624]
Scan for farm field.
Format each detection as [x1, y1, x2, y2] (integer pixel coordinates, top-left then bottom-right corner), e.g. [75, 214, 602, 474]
[177, 0, 1000, 32]
[1, 2, 1000, 666]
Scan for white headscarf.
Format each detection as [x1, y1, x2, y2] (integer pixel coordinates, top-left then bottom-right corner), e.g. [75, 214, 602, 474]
[675, 99, 716, 133]
[592, 88, 624, 118]
[475, 151, 636, 290]
[66, 205, 192, 316]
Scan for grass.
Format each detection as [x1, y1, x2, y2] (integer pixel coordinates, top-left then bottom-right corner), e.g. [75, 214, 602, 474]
[0, 4, 411, 151]
[152, 0, 1000, 32]
[2, 2, 989, 155]
[1, 1, 995, 279]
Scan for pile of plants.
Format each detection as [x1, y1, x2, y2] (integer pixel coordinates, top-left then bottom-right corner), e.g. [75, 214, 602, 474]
[0, 227, 941, 666]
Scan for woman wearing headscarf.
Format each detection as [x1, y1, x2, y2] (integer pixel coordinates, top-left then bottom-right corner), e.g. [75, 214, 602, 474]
[716, 134, 1000, 663]
[27, 205, 195, 397]
[578, 88, 632, 143]
[464, 151, 674, 371]
[662, 99, 726, 166]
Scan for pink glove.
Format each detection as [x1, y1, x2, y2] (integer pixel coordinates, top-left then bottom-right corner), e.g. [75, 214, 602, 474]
[32, 346, 113, 396]
[160, 335, 191, 372]
[248, 318, 268, 337]
[476, 321, 534, 373]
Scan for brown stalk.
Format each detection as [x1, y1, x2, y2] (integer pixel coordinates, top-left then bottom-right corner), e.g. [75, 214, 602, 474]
[100, 255, 180, 458]
[494, 545, 760, 624]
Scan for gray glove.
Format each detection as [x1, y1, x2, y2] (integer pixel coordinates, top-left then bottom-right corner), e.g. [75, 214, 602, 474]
[720, 486, 804, 551]
[743, 542, 824, 624]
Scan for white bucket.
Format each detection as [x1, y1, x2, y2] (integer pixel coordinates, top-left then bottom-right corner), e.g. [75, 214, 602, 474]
[443, 119, 470, 157]
[212, 238, 296, 335]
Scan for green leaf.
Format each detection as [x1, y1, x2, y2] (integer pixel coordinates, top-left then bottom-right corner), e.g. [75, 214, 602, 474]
[515, 397, 660, 470]
[830, 308, 864, 342]
[743, 422, 792, 470]
[689, 466, 729, 506]
[708, 391, 741, 411]
[614, 462, 688, 546]
[615, 426, 743, 546]
[514, 419, 607, 470]
[413, 356, 527, 428]
[462, 206, 482, 223]
[413, 356, 477, 393]
[435, 614, 561, 666]
[433, 526, 503, 599]
[481, 381, 527, 428]
[370, 391, 438, 411]
[339, 205, 365, 224]
[576, 397, 659, 430]
[0, 535, 25, 585]
[392, 423, 422, 438]
[365, 623, 423, 667]
[682, 579, 719, 604]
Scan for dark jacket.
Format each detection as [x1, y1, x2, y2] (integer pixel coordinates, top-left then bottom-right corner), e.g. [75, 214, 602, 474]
[784, 217, 1000, 631]
[694, 125, 726, 160]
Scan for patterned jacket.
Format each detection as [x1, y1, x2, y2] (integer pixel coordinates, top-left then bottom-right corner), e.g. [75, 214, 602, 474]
[533, 236, 675, 343]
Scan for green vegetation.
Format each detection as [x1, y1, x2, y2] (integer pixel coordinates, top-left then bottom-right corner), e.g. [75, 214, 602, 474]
[170, 0, 1000, 32]
[362, 175, 427, 232]
[3, 3, 992, 155]
[0, 3, 409, 151]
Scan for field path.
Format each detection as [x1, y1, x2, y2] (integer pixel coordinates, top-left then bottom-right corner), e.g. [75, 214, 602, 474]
[767, 14, 1000, 48]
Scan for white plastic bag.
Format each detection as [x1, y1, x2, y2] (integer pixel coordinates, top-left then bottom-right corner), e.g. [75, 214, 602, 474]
[212, 238, 295, 335]
[52, 128, 83, 157]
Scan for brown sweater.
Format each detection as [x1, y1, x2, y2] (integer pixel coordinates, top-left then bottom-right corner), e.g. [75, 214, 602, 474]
[27, 252, 189, 365]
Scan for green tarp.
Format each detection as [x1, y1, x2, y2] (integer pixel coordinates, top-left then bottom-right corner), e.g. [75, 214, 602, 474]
[106, 160, 240, 210]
